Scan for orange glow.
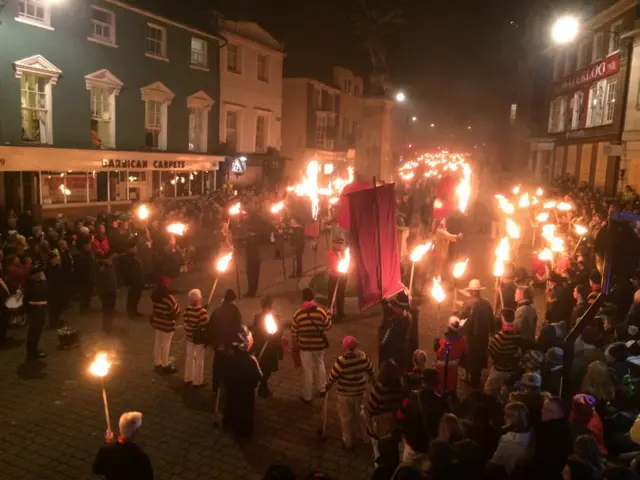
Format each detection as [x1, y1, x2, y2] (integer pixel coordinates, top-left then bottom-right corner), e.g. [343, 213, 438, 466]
[89, 353, 111, 377]
[410, 242, 433, 262]
[265, 313, 278, 335]
[167, 223, 187, 236]
[215, 252, 233, 273]
[506, 218, 520, 239]
[536, 212, 550, 222]
[270, 201, 284, 214]
[453, 258, 469, 279]
[431, 277, 446, 303]
[229, 202, 242, 216]
[538, 248, 553, 261]
[337, 248, 351, 274]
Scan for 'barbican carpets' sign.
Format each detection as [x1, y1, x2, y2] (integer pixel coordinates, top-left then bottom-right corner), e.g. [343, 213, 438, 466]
[101, 159, 187, 169]
[555, 52, 620, 93]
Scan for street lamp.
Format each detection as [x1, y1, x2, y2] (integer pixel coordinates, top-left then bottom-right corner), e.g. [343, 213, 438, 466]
[395, 91, 406, 103]
[551, 16, 579, 44]
[411, 116, 417, 122]
[430, 123, 435, 128]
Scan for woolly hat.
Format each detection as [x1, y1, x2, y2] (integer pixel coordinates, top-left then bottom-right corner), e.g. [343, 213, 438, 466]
[545, 347, 564, 366]
[521, 372, 542, 389]
[342, 335, 358, 350]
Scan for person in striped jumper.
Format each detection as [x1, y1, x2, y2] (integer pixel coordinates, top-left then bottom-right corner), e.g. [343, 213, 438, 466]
[292, 288, 332, 403]
[325, 335, 375, 450]
[366, 359, 404, 461]
[150, 276, 180, 374]
[183, 288, 208, 388]
[484, 308, 523, 397]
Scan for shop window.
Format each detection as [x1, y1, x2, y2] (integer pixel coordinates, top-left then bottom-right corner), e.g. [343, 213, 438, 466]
[255, 115, 267, 152]
[190, 171, 204, 196]
[160, 171, 175, 198]
[175, 173, 189, 197]
[41, 172, 66, 204]
[65, 173, 89, 203]
[94, 172, 110, 202]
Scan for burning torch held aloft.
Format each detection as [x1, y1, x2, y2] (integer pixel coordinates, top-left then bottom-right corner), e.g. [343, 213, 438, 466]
[207, 251, 233, 305]
[89, 353, 113, 437]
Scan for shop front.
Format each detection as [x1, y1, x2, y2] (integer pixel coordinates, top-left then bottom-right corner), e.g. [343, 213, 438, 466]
[0, 146, 223, 218]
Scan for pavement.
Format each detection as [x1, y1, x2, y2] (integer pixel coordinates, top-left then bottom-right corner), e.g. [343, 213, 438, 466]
[0, 231, 538, 480]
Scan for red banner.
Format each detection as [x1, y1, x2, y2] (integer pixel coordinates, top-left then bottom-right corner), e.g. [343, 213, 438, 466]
[555, 52, 620, 93]
[348, 183, 403, 310]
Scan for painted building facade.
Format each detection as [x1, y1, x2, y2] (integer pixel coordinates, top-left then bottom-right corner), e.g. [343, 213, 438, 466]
[0, 0, 224, 217]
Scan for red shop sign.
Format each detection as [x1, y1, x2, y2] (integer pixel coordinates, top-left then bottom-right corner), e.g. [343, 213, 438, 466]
[555, 52, 620, 92]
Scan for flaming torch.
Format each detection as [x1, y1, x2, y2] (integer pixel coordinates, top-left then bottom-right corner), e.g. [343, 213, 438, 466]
[452, 258, 469, 309]
[430, 276, 446, 323]
[229, 202, 242, 216]
[207, 252, 233, 305]
[506, 218, 521, 240]
[270, 201, 284, 215]
[518, 193, 530, 208]
[136, 204, 150, 221]
[89, 353, 113, 436]
[557, 202, 573, 212]
[331, 248, 351, 311]
[258, 313, 278, 361]
[167, 223, 187, 236]
[573, 224, 588, 255]
[409, 242, 432, 295]
[493, 258, 505, 313]
[536, 212, 549, 223]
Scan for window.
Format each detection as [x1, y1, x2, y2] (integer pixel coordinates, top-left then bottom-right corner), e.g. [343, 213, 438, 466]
[510, 104, 517, 124]
[564, 46, 574, 76]
[315, 114, 334, 149]
[17, 0, 50, 27]
[145, 101, 162, 149]
[141, 81, 174, 150]
[592, 32, 605, 62]
[604, 80, 617, 124]
[90, 7, 115, 45]
[609, 21, 623, 54]
[255, 115, 267, 152]
[20, 75, 48, 143]
[577, 39, 589, 69]
[191, 37, 207, 68]
[187, 90, 212, 152]
[354, 84, 360, 96]
[557, 96, 567, 132]
[146, 23, 167, 59]
[225, 110, 238, 150]
[344, 79, 351, 94]
[257, 53, 270, 82]
[85, 69, 123, 150]
[553, 53, 563, 80]
[227, 43, 241, 74]
[326, 94, 334, 112]
[586, 80, 607, 127]
[548, 97, 567, 132]
[571, 91, 584, 130]
[313, 87, 322, 109]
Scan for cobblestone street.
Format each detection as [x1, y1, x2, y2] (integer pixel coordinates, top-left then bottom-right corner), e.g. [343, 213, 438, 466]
[0, 235, 514, 480]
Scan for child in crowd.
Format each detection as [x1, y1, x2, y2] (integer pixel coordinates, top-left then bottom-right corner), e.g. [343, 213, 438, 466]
[183, 288, 208, 388]
[150, 276, 180, 374]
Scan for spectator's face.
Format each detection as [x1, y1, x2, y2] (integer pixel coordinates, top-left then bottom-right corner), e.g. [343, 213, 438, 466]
[58, 240, 68, 251]
[97, 225, 105, 235]
[573, 288, 581, 301]
[541, 399, 563, 421]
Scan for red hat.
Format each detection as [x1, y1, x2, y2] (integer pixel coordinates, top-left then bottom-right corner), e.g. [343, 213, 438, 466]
[158, 276, 170, 289]
[342, 336, 358, 350]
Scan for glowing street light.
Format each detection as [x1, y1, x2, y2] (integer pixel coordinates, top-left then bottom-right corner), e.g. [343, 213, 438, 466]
[395, 91, 406, 103]
[551, 16, 579, 45]
[430, 123, 435, 128]
[411, 116, 417, 122]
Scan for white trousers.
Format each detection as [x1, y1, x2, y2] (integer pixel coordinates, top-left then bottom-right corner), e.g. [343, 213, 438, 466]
[154, 330, 174, 367]
[483, 367, 512, 397]
[184, 341, 205, 385]
[336, 394, 368, 448]
[300, 349, 326, 401]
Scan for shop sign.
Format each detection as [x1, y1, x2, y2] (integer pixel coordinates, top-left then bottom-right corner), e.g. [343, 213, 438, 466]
[555, 52, 620, 92]
[230, 157, 246, 175]
[101, 159, 187, 169]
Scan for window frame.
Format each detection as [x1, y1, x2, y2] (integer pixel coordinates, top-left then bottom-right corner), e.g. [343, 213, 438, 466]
[20, 74, 50, 144]
[603, 80, 617, 125]
[571, 90, 584, 130]
[224, 107, 241, 151]
[16, 0, 52, 30]
[255, 114, 268, 152]
[226, 43, 242, 74]
[592, 32, 605, 63]
[609, 20, 624, 55]
[89, 6, 116, 47]
[257, 53, 270, 83]
[186, 90, 213, 153]
[145, 23, 168, 61]
[576, 39, 589, 70]
[190, 37, 208, 70]
[85, 69, 123, 150]
[140, 82, 175, 151]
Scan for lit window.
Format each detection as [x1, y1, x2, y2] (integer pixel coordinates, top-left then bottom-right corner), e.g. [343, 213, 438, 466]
[189, 108, 206, 152]
[257, 53, 270, 82]
[586, 80, 606, 127]
[604, 80, 617, 124]
[17, 0, 50, 27]
[227, 43, 241, 73]
[315, 114, 334, 149]
[146, 24, 167, 59]
[571, 91, 584, 130]
[255, 115, 267, 152]
[145, 101, 163, 149]
[20, 74, 48, 143]
[90, 7, 115, 45]
[609, 21, 623, 54]
[85, 69, 123, 150]
[225, 110, 238, 150]
[191, 37, 207, 68]
[592, 32, 605, 62]
[141, 81, 175, 151]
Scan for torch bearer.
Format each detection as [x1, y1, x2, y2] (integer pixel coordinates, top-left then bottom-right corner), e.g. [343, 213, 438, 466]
[452, 258, 469, 311]
[409, 242, 432, 296]
[207, 251, 233, 306]
[572, 224, 588, 256]
[89, 353, 113, 436]
[258, 313, 278, 362]
[430, 276, 446, 324]
[228, 202, 242, 297]
[331, 248, 350, 311]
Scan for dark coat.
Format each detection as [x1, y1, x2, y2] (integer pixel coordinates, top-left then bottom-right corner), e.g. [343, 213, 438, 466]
[571, 301, 588, 328]
[222, 348, 263, 438]
[397, 387, 447, 453]
[92, 441, 153, 480]
[501, 280, 517, 312]
[120, 252, 144, 288]
[379, 313, 411, 372]
[534, 418, 573, 480]
[460, 296, 494, 369]
[251, 312, 282, 375]
[207, 302, 242, 348]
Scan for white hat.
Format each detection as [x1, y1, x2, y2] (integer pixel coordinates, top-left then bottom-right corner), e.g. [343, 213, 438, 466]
[448, 316, 462, 331]
[465, 279, 485, 291]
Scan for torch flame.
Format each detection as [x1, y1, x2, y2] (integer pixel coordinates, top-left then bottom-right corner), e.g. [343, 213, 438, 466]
[410, 242, 433, 262]
[541, 224, 556, 244]
[495, 237, 510, 262]
[512, 185, 521, 195]
[536, 212, 549, 222]
[543, 201, 557, 209]
[455, 172, 471, 213]
[493, 259, 505, 277]
[575, 224, 588, 236]
[329, 197, 339, 205]
[270, 201, 284, 214]
[557, 202, 573, 212]
[265, 313, 277, 335]
[551, 236, 565, 253]
[430, 277, 446, 303]
[89, 353, 111, 378]
[433, 199, 444, 209]
[137, 204, 149, 220]
[401, 171, 415, 181]
[229, 202, 242, 216]
[215, 252, 233, 273]
[337, 248, 351, 274]
[518, 193, 530, 208]
[536, 188, 544, 196]
[453, 258, 469, 279]
[538, 248, 553, 261]
[506, 218, 520, 239]
[167, 223, 187, 236]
